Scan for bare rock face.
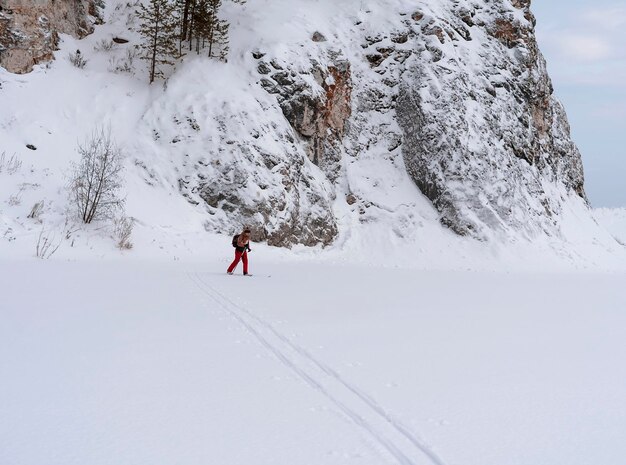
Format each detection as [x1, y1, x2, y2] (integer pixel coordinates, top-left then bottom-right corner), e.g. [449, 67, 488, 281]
[188, 113, 339, 247]
[194, 151, 338, 247]
[395, 1, 586, 237]
[253, 0, 587, 243]
[0, 0, 100, 74]
[138, 59, 339, 249]
[257, 52, 352, 183]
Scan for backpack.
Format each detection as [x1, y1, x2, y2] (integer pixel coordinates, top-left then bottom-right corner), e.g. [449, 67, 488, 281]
[232, 234, 239, 248]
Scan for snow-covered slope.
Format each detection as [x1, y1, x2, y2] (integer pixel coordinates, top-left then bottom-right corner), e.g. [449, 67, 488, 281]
[1, 0, 625, 269]
[594, 208, 626, 246]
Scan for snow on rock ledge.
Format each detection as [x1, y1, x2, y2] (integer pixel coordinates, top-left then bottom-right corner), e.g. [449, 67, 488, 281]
[135, 58, 338, 247]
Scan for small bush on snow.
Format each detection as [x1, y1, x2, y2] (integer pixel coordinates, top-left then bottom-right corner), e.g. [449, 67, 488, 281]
[34, 218, 77, 258]
[108, 49, 137, 74]
[68, 128, 125, 224]
[7, 185, 25, 206]
[0, 152, 22, 174]
[94, 39, 115, 52]
[114, 214, 134, 250]
[69, 49, 88, 69]
[35, 226, 62, 259]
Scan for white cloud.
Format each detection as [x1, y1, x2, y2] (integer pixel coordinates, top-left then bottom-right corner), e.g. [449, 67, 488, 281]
[535, 3, 626, 85]
[590, 101, 626, 119]
[544, 57, 626, 87]
[583, 6, 626, 31]
[555, 34, 613, 62]
[533, 1, 626, 207]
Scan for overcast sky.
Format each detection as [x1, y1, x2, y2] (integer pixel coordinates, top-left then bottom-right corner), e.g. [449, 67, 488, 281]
[532, 1, 626, 208]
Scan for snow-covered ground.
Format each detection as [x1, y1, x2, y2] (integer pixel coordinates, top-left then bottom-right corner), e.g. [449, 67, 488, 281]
[595, 208, 626, 246]
[2, 259, 625, 465]
[2, 2, 626, 463]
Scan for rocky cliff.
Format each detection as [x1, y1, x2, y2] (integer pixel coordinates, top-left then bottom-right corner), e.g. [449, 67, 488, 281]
[244, 0, 586, 242]
[395, 1, 585, 237]
[0, 0, 588, 248]
[0, 0, 101, 74]
[157, 0, 587, 246]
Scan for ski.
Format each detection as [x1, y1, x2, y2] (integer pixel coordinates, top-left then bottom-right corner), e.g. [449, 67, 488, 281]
[226, 273, 271, 278]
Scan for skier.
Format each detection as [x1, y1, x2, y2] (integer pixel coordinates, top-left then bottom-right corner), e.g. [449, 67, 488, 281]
[227, 229, 252, 276]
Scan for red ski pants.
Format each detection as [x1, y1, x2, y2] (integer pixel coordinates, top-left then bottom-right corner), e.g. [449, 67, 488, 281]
[228, 250, 248, 274]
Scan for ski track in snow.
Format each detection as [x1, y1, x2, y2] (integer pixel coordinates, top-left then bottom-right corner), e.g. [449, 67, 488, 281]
[187, 272, 447, 465]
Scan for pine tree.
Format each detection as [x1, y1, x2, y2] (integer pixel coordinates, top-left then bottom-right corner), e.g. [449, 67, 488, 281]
[136, 0, 179, 83]
[178, 0, 193, 41]
[187, 0, 197, 51]
[176, 0, 232, 59]
[173, 0, 193, 55]
[181, 0, 229, 59]
[193, 0, 210, 54]
[205, 0, 229, 61]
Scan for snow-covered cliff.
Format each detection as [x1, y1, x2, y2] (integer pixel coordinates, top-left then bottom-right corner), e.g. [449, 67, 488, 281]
[139, 0, 589, 247]
[223, 0, 587, 242]
[0, 0, 624, 268]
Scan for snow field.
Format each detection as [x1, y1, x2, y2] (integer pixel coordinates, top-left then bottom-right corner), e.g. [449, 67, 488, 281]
[2, 1, 626, 464]
[2, 259, 625, 465]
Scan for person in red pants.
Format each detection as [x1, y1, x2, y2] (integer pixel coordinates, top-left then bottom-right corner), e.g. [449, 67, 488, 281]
[227, 229, 252, 275]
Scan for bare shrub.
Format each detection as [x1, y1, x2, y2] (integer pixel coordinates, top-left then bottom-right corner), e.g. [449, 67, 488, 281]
[0, 152, 22, 174]
[7, 186, 25, 206]
[69, 49, 88, 68]
[7, 195, 20, 206]
[114, 215, 134, 250]
[108, 48, 137, 73]
[35, 227, 62, 259]
[94, 38, 115, 52]
[3, 227, 16, 242]
[68, 128, 125, 224]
